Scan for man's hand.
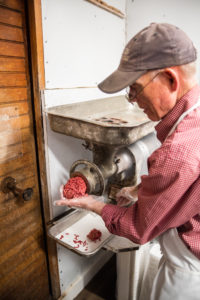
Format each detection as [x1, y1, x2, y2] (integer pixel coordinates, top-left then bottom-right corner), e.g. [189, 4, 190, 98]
[116, 185, 138, 207]
[54, 186, 106, 215]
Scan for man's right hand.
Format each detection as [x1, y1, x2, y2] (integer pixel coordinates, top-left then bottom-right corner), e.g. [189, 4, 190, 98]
[116, 185, 138, 207]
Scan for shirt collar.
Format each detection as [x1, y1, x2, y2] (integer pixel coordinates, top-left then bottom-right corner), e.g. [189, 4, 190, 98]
[155, 85, 200, 143]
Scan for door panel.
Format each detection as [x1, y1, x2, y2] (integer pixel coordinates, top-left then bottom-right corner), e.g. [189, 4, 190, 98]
[0, 5, 23, 26]
[0, 1, 51, 299]
[0, 23, 24, 41]
[0, 73, 27, 86]
[0, 40, 25, 56]
[0, 57, 25, 71]
[0, 87, 27, 102]
[0, 127, 31, 148]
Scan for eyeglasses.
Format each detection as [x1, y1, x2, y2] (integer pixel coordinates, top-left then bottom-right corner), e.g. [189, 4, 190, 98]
[125, 72, 161, 103]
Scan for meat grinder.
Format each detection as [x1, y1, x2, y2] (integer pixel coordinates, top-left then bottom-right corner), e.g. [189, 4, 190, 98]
[47, 95, 160, 201]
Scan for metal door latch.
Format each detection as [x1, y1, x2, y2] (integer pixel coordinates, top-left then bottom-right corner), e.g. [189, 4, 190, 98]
[1, 176, 33, 201]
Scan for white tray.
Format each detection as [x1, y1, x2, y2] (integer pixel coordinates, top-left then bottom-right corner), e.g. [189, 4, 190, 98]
[48, 210, 112, 256]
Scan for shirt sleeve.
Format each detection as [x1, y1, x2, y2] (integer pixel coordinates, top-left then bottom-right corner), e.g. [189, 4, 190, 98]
[101, 141, 200, 244]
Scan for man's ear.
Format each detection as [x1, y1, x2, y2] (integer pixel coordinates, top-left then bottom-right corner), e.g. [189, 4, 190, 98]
[162, 68, 178, 92]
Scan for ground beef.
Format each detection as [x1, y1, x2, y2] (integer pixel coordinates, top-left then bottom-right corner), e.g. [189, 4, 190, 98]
[87, 229, 102, 242]
[63, 176, 87, 199]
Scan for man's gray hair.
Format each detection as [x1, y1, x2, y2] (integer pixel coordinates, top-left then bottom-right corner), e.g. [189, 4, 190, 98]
[179, 61, 197, 79]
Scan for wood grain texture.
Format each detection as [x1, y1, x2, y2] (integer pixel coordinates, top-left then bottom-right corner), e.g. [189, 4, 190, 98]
[0, 23, 23, 41]
[0, 152, 34, 176]
[0, 57, 25, 72]
[0, 87, 27, 103]
[27, 0, 61, 298]
[0, 5, 22, 26]
[0, 1, 51, 299]
[0, 40, 25, 57]
[0, 114, 30, 133]
[0, 213, 42, 255]
[0, 0, 24, 11]
[0, 73, 27, 86]
[0, 139, 33, 162]
[0, 126, 31, 147]
[0, 101, 29, 115]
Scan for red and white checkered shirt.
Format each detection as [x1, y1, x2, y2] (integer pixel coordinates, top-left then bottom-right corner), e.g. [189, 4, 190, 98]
[102, 85, 200, 259]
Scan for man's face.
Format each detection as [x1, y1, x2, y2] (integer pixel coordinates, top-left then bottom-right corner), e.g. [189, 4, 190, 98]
[128, 71, 177, 121]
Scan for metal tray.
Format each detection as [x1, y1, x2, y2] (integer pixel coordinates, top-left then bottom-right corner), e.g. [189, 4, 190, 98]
[47, 96, 155, 146]
[48, 209, 113, 257]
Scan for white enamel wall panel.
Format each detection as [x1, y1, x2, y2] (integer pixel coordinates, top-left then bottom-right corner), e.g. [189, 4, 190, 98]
[42, 0, 126, 89]
[43, 87, 123, 108]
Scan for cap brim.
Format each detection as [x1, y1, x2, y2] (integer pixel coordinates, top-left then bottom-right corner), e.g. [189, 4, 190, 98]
[98, 69, 146, 94]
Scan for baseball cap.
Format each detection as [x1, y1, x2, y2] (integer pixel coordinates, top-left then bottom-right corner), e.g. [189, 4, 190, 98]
[98, 23, 197, 93]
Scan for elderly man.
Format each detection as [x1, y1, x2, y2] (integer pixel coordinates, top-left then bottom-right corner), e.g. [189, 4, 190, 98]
[56, 23, 200, 299]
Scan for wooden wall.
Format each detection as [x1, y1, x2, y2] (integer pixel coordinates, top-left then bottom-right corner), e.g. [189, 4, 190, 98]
[0, 1, 51, 299]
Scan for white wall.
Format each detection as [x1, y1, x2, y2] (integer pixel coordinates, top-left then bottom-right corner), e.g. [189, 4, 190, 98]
[42, 0, 126, 90]
[126, 0, 200, 81]
[41, 1, 126, 298]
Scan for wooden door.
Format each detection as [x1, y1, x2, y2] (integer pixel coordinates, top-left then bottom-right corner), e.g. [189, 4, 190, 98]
[0, 1, 51, 299]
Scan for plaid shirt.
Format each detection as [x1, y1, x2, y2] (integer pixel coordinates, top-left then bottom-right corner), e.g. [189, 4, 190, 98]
[102, 85, 200, 259]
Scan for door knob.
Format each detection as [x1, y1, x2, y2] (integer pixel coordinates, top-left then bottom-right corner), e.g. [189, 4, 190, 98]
[1, 177, 33, 201]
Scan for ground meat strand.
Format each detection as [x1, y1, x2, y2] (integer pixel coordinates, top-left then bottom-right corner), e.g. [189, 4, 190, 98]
[63, 176, 87, 199]
[87, 229, 102, 242]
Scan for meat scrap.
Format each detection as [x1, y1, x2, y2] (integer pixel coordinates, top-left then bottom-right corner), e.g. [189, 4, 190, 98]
[87, 229, 102, 242]
[72, 237, 88, 251]
[63, 176, 87, 199]
[74, 234, 79, 240]
[73, 240, 83, 245]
